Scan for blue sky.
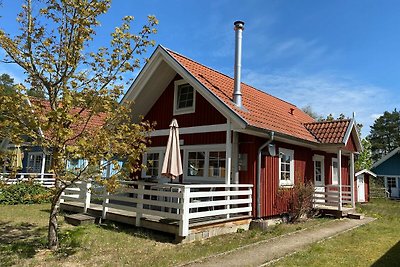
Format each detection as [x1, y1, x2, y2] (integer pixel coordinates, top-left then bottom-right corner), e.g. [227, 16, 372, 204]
[1, 0, 400, 137]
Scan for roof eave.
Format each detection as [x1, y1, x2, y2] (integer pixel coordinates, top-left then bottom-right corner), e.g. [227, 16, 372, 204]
[371, 147, 400, 169]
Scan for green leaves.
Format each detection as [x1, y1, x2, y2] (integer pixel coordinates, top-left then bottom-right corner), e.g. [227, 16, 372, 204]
[368, 109, 400, 161]
[0, 0, 158, 248]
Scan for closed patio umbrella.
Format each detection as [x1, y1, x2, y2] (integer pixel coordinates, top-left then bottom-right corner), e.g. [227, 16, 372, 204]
[161, 119, 183, 181]
[10, 145, 23, 170]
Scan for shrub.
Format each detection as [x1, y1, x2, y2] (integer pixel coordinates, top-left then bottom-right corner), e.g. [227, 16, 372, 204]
[276, 181, 315, 223]
[0, 182, 52, 205]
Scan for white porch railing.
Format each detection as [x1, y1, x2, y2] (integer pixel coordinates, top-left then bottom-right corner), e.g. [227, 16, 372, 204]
[0, 172, 55, 187]
[61, 180, 253, 237]
[60, 181, 92, 213]
[313, 184, 353, 210]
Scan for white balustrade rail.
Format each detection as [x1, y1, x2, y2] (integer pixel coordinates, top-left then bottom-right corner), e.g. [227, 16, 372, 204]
[313, 184, 353, 210]
[65, 180, 253, 237]
[60, 181, 91, 213]
[0, 173, 55, 187]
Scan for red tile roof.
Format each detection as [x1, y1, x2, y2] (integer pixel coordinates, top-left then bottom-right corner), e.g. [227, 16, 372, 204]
[166, 48, 349, 143]
[30, 98, 106, 141]
[304, 120, 351, 144]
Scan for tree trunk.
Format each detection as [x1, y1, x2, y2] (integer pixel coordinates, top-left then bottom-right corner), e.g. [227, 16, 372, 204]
[48, 191, 61, 250]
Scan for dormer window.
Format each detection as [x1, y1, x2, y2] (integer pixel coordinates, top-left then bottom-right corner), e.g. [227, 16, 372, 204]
[174, 80, 195, 115]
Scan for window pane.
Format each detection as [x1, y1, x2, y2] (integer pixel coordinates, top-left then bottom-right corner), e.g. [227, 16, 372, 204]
[209, 151, 226, 177]
[388, 177, 396, 188]
[315, 160, 322, 182]
[44, 155, 52, 172]
[177, 84, 194, 109]
[188, 152, 205, 176]
[146, 153, 159, 177]
[27, 154, 43, 173]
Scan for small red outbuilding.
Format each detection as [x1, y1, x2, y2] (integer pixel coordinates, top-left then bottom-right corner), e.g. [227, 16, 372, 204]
[354, 169, 376, 203]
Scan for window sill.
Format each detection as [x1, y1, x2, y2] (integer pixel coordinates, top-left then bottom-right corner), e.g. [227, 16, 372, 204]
[279, 183, 294, 188]
[173, 107, 195, 116]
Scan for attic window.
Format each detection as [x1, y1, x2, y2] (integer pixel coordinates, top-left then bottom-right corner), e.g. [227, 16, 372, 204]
[174, 80, 195, 115]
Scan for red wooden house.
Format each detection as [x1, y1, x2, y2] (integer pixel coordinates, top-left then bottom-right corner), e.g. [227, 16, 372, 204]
[122, 22, 362, 220]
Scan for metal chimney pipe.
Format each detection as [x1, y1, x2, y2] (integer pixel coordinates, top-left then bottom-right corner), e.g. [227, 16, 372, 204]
[233, 20, 244, 108]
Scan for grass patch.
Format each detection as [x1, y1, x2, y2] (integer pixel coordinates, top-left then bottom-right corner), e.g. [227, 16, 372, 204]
[0, 203, 330, 266]
[271, 198, 400, 267]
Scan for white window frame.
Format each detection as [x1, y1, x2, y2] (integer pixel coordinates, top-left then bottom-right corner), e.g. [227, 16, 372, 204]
[386, 177, 397, 189]
[141, 149, 165, 178]
[101, 159, 124, 178]
[66, 158, 88, 174]
[313, 154, 325, 186]
[331, 158, 339, 185]
[173, 79, 196, 115]
[141, 145, 226, 183]
[184, 144, 226, 183]
[279, 148, 294, 187]
[27, 152, 44, 173]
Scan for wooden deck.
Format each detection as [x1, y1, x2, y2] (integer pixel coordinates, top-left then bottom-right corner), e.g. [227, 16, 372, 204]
[61, 201, 251, 241]
[59, 181, 253, 242]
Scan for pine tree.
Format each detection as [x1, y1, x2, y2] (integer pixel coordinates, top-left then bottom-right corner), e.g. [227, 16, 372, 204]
[368, 109, 400, 161]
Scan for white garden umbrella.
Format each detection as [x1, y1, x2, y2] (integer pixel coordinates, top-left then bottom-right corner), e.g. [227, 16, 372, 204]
[161, 119, 183, 180]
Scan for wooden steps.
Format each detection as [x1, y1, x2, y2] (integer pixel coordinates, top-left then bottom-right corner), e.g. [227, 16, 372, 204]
[65, 213, 98, 226]
[347, 213, 364, 220]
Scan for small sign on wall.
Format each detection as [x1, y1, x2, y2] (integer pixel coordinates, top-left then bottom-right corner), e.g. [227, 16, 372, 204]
[238, 153, 248, 171]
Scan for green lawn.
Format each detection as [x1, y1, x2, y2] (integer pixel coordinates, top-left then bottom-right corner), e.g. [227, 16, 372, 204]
[272, 198, 400, 267]
[2, 200, 398, 266]
[0, 204, 328, 267]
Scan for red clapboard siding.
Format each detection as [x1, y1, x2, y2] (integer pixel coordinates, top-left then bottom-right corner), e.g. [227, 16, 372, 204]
[345, 134, 357, 152]
[238, 133, 261, 215]
[145, 74, 226, 130]
[150, 132, 226, 147]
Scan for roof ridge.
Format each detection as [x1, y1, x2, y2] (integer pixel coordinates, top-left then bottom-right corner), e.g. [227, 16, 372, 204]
[164, 47, 298, 108]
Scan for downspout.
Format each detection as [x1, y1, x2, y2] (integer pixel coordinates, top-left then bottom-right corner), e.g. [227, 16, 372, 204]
[256, 131, 274, 219]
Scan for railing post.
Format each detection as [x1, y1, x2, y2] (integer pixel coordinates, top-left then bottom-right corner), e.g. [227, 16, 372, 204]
[179, 186, 190, 237]
[60, 191, 65, 204]
[226, 186, 231, 219]
[337, 149, 342, 211]
[350, 152, 355, 208]
[83, 181, 91, 213]
[102, 191, 109, 220]
[135, 182, 144, 227]
[248, 186, 253, 216]
[40, 153, 46, 183]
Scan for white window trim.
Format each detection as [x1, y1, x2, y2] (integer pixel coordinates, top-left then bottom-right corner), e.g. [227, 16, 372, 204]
[141, 149, 165, 178]
[173, 79, 196, 115]
[27, 152, 44, 173]
[184, 144, 226, 183]
[141, 144, 226, 183]
[279, 148, 294, 187]
[331, 158, 339, 185]
[386, 176, 398, 188]
[313, 154, 325, 186]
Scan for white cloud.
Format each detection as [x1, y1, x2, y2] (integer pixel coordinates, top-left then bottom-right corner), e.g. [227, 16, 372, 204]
[242, 69, 398, 137]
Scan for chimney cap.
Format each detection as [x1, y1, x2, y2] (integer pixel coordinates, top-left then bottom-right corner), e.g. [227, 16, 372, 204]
[234, 20, 245, 30]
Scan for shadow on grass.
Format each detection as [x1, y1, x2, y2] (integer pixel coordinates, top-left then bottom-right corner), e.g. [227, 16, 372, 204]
[0, 221, 47, 266]
[372, 240, 400, 267]
[99, 221, 175, 243]
[0, 219, 84, 266]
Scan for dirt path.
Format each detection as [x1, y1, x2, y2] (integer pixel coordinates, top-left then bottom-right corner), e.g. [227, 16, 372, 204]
[183, 217, 375, 267]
